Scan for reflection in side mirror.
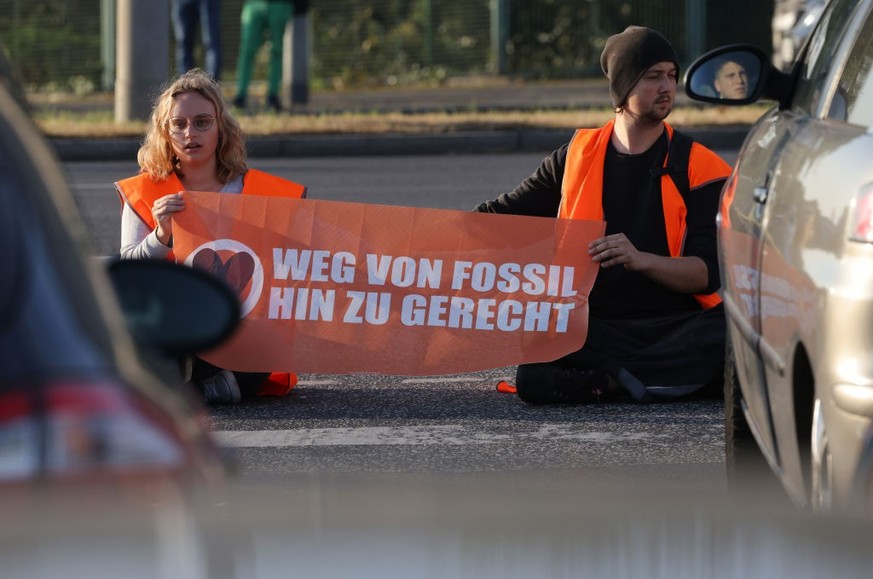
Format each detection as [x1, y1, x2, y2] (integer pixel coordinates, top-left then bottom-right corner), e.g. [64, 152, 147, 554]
[712, 58, 753, 100]
[108, 259, 241, 357]
[684, 45, 770, 105]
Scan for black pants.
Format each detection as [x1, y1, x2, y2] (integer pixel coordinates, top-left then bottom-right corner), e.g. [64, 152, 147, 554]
[516, 304, 726, 403]
[191, 357, 269, 399]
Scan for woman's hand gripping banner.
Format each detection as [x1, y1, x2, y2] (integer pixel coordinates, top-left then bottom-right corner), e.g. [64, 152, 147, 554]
[172, 192, 605, 376]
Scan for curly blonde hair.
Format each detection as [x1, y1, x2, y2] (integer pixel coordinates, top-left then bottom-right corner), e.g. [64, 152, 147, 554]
[137, 68, 247, 183]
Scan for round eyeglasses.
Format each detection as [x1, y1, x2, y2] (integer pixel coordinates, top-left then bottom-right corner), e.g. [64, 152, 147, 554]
[168, 115, 215, 134]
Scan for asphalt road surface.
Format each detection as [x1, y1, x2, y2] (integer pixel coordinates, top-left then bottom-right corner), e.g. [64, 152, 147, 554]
[65, 151, 736, 494]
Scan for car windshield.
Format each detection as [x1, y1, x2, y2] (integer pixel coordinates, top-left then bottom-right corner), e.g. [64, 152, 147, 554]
[828, 6, 873, 128]
[791, 0, 861, 116]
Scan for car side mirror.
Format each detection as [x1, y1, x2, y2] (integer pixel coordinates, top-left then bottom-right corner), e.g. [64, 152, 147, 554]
[107, 259, 241, 357]
[684, 44, 791, 107]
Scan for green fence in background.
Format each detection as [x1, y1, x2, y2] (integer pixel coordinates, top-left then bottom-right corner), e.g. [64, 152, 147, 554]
[0, 0, 773, 93]
[309, 0, 493, 89]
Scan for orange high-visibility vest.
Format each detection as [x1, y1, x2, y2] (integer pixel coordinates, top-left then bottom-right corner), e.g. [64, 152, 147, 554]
[116, 169, 306, 232]
[115, 169, 307, 396]
[558, 119, 730, 309]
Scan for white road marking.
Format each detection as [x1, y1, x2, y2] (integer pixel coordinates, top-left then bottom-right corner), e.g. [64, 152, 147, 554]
[297, 379, 341, 385]
[213, 425, 671, 448]
[401, 377, 480, 384]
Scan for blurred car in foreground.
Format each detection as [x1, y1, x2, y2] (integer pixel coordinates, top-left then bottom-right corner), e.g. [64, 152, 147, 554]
[0, 43, 253, 575]
[0, 53, 239, 486]
[685, 0, 873, 512]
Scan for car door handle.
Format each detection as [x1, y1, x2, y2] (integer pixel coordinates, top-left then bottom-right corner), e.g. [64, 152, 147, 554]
[753, 186, 769, 204]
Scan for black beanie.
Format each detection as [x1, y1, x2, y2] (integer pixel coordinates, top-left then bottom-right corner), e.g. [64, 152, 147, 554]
[600, 26, 679, 108]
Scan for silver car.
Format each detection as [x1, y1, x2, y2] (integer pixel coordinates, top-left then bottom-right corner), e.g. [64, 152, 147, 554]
[685, 0, 873, 511]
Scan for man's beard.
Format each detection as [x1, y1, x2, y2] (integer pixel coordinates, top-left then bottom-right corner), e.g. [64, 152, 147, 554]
[643, 105, 671, 123]
[626, 102, 672, 126]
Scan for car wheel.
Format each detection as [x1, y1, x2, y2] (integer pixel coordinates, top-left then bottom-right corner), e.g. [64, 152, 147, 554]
[810, 397, 833, 511]
[724, 341, 785, 499]
[725, 341, 758, 474]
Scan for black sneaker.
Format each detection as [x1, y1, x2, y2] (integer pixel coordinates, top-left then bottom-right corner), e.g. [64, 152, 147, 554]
[266, 95, 283, 113]
[202, 370, 241, 404]
[515, 363, 609, 405]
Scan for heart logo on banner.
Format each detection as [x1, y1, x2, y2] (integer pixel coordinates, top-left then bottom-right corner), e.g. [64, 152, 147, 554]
[192, 249, 255, 297]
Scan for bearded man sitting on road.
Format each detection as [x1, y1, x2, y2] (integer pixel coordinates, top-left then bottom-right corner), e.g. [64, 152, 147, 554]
[476, 26, 732, 404]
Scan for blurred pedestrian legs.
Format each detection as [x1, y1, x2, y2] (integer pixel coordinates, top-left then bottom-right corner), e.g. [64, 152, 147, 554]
[172, 0, 223, 79]
[233, 0, 295, 112]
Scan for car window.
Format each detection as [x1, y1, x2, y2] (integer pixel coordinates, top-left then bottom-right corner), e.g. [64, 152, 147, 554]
[827, 6, 873, 128]
[790, 0, 861, 116]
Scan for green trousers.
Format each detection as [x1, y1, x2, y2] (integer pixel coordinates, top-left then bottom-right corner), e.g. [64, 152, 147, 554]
[235, 0, 293, 100]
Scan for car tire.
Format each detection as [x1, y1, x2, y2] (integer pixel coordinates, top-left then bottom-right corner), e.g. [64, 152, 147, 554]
[810, 397, 833, 511]
[724, 340, 787, 501]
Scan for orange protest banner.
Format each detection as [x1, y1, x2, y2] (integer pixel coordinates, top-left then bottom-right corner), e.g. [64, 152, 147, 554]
[172, 192, 604, 376]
